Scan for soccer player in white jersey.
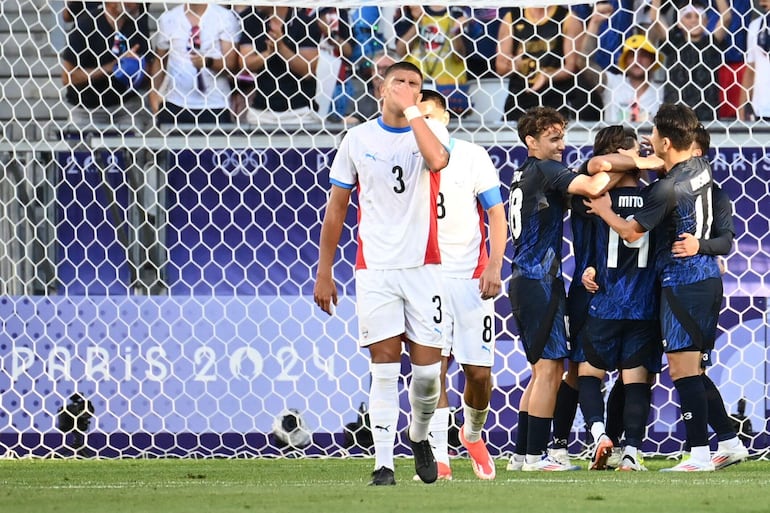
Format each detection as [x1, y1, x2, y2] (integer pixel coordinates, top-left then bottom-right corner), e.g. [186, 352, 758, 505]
[414, 90, 507, 481]
[314, 61, 451, 486]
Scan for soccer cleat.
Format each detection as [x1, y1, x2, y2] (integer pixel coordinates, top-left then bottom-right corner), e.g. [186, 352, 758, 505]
[616, 455, 648, 472]
[522, 455, 578, 471]
[369, 466, 396, 486]
[547, 448, 581, 471]
[506, 454, 525, 471]
[606, 447, 623, 469]
[460, 427, 496, 480]
[590, 435, 614, 470]
[409, 432, 438, 484]
[660, 458, 715, 472]
[712, 445, 749, 470]
[413, 461, 452, 481]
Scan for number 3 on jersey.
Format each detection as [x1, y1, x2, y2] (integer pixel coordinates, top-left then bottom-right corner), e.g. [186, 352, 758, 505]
[508, 187, 523, 239]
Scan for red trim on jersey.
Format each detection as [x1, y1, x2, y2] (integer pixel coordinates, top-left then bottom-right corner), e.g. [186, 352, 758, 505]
[424, 170, 442, 265]
[355, 183, 367, 270]
[472, 200, 489, 279]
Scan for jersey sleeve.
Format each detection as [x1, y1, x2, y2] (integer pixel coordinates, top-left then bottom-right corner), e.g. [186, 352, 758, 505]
[471, 145, 502, 209]
[541, 159, 578, 195]
[329, 132, 356, 189]
[632, 179, 675, 232]
[699, 184, 735, 255]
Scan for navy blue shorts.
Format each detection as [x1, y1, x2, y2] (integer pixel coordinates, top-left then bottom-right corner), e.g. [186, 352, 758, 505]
[566, 284, 592, 363]
[584, 318, 661, 372]
[509, 273, 569, 364]
[660, 278, 722, 354]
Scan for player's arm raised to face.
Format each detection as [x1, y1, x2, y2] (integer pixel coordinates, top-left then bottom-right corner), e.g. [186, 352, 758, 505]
[314, 185, 352, 315]
[409, 116, 450, 172]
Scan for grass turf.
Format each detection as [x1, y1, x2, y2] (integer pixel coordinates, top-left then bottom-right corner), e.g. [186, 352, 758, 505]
[1, 457, 768, 513]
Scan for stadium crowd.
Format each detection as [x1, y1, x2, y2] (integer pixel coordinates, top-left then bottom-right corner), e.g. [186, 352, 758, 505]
[59, 1, 770, 131]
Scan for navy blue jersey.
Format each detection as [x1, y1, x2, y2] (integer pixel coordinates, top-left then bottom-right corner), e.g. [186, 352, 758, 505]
[589, 186, 659, 320]
[508, 157, 577, 279]
[633, 157, 721, 287]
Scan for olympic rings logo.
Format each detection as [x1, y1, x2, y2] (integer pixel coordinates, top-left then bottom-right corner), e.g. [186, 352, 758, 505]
[211, 149, 266, 176]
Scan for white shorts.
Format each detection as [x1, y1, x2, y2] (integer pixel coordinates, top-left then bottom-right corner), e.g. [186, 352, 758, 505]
[355, 265, 444, 348]
[441, 277, 496, 367]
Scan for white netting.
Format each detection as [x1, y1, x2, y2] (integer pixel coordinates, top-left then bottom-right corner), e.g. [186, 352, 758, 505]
[0, 1, 768, 459]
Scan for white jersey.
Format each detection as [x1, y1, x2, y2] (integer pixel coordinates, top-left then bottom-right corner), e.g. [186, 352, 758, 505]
[154, 4, 240, 110]
[602, 72, 663, 123]
[746, 16, 770, 117]
[437, 138, 502, 279]
[329, 117, 449, 270]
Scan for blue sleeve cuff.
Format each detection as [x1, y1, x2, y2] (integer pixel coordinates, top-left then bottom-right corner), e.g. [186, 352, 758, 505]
[330, 178, 355, 190]
[478, 186, 503, 210]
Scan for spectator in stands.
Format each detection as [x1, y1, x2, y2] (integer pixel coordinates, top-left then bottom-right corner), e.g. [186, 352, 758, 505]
[314, 7, 354, 120]
[574, 0, 635, 73]
[238, 7, 321, 126]
[149, 3, 240, 127]
[464, 7, 501, 79]
[496, 5, 602, 122]
[709, 0, 755, 119]
[659, 0, 731, 122]
[330, 6, 385, 121]
[60, 1, 152, 130]
[62, 1, 100, 25]
[343, 52, 395, 125]
[601, 34, 664, 123]
[395, 5, 472, 116]
[738, 0, 770, 122]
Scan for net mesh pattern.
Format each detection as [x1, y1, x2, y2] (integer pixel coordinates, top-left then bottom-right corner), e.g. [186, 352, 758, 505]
[0, 1, 768, 459]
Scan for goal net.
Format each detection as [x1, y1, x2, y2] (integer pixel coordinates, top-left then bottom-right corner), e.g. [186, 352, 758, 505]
[0, 0, 768, 460]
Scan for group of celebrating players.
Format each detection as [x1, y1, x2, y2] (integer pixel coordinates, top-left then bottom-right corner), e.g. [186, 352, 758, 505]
[313, 60, 748, 485]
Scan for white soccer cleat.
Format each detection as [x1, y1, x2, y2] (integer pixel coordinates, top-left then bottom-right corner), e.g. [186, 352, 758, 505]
[522, 455, 579, 472]
[660, 458, 715, 472]
[506, 454, 524, 471]
[547, 448, 581, 471]
[616, 454, 648, 472]
[712, 444, 749, 470]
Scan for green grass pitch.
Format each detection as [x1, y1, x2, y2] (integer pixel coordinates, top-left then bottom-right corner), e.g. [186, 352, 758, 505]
[1, 457, 769, 513]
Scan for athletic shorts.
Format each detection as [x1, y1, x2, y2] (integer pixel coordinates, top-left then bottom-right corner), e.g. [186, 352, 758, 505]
[584, 318, 661, 372]
[355, 265, 444, 348]
[660, 278, 722, 354]
[440, 277, 496, 367]
[566, 284, 592, 363]
[508, 272, 569, 364]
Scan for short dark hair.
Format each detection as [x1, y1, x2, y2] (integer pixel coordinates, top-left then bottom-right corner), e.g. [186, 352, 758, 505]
[653, 103, 699, 151]
[382, 61, 423, 83]
[419, 89, 447, 110]
[593, 125, 638, 156]
[517, 107, 567, 144]
[693, 123, 711, 155]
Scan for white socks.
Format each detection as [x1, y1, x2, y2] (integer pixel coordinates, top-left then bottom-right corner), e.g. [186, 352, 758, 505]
[590, 421, 607, 444]
[408, 362, 441, 442]
[463, 404, 489, 443]
[369, 362, 400, 470]
[429, 407, 450, 465]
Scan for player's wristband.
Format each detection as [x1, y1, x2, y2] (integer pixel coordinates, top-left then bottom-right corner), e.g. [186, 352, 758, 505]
[404, 105, 421, 122]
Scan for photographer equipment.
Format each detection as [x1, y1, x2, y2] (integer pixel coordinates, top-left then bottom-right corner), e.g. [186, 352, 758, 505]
[56, 393, 95, 457]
